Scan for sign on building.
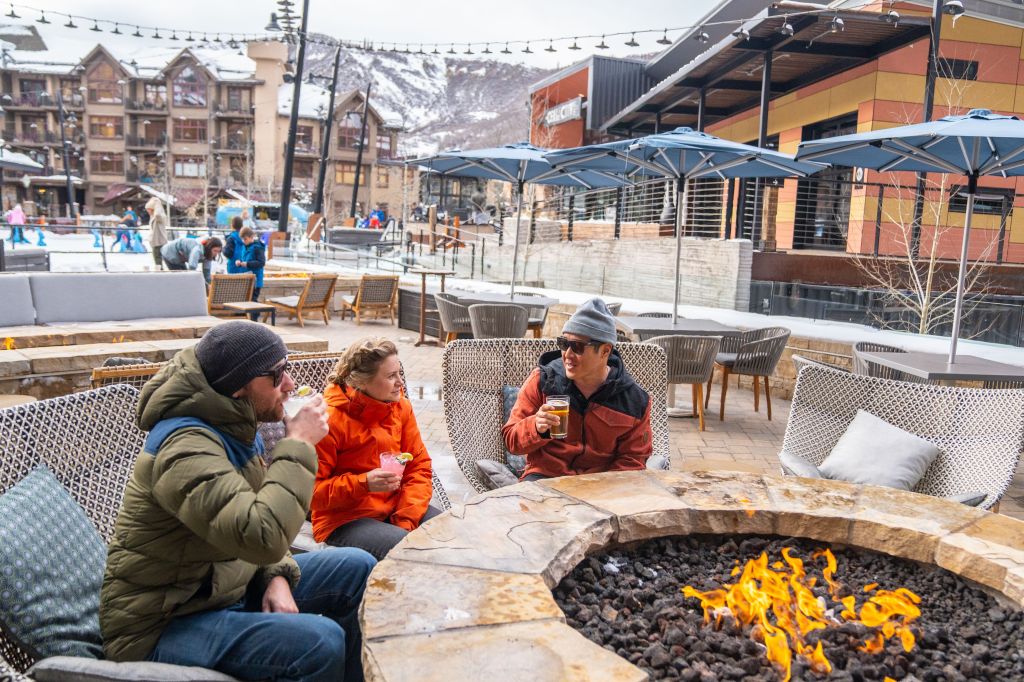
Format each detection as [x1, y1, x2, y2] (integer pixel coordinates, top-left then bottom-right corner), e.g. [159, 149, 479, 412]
[543, 97, 583, 127]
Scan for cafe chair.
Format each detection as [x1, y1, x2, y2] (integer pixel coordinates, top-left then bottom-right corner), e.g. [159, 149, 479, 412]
[705, 326, 790, 421]
[851, 341, 922, 383]
[468, 304, 529, 339]
[514, 292, 550, 338]
[434, 292, 473, 345]
[337, 274, 397, 325]
[268, 273, 338, 327]
[645, 335, 721, 431]
[207, 273, 255, 318]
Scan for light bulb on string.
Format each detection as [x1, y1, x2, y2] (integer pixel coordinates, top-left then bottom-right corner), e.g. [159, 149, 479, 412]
[90, 21, 101, 32]
[482, 44, 492, 54]
[656, 29, 671, 45]
[133, 26, 143, 37]
[36, 11, 49, 24]
[595, 35, 609, 49]
[522, 42, 533, 54]
[545, 41, 556, 53]
[5, 4, 17, 19]
[463, 45, 473, 55]
[500, 43, 511, 54]
[625, 33, 639, 47]
[64, 16, 77, 29]
[568, 38, 581, 50]
[112, 24, 122, 35]
[447, 43, 456, 54]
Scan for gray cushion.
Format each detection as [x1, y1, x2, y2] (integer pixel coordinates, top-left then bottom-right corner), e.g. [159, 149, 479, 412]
[819, 410, 939, 491]
[715, 352, 737, 367]
[476, 459, 519, 490]
[501, 385, 527, 476]
[779, 450, 823, 479]
[0, 467, 106, 659]
[28, 656, 239, 681]
[29, 272, 207, 323]
[290, 520, 325, 554]
[0, 273, 36, 325]
[269, 295, 301, 307]
[646, 454, 669, 471]
[945, 491, 987, 507]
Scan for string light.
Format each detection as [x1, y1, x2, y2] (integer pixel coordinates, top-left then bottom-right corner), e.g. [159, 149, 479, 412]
[5, 4, 17, 18]
[568, 38, 582, 50]
[624, 33, 639, 47]
[656, 29, 672, 45]
[596, 35, 609, 49]
[62, 16, 76, 29]
[544, 41, 556, 53]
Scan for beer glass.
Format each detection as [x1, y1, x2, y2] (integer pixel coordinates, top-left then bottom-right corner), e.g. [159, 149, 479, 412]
[547, 395, 569, 439]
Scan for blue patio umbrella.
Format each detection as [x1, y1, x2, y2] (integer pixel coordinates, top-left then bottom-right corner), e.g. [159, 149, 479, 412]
[545, 127, 823, 322]
[412, 142, 625, 297]
[795, 108, 1024, 363]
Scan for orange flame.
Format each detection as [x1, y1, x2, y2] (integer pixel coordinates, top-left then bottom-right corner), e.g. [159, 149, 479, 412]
[111, 335, 126, 343]
[682, 548, 921, 682]
[3, 337, 14, 351]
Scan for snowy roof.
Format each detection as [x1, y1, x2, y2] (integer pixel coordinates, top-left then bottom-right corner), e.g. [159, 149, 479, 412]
[0, 149, 44, 172]
[278, 82, 332, 119]
[0, 22, 259, 80]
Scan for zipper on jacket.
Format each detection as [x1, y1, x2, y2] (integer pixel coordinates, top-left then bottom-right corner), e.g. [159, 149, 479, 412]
[567, 406, 588, 472]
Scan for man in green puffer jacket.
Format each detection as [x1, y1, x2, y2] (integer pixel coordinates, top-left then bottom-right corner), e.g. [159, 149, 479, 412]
[100, 321, 375, 681]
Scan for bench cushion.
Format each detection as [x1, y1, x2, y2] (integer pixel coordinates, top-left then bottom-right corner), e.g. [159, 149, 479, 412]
[269, 295, 301, 307]
[28, 657, 239, 681]
[29, 272, 208, 324]
[0, 273, 36, 326]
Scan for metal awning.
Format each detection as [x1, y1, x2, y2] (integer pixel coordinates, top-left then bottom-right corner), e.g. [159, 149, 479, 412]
[603, 7, 930, 136]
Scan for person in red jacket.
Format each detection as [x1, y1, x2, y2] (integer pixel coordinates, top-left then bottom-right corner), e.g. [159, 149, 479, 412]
[312, 337, 440, 558]
[503, 298, 652, 480]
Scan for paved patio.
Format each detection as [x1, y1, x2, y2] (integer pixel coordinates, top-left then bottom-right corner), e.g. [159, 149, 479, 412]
[290, 317, 1024, 521]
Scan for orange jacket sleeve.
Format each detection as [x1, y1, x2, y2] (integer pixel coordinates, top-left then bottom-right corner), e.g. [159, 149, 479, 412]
[501, 370, 551, 455]
[606, 397, 653, 471]
[313, 421, 368, 512]
[390, 399, 432, 531]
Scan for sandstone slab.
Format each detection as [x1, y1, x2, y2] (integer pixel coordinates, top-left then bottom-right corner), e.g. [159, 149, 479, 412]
[0, 350, 31, 378]
[935, 513, 1024, 605]
[19, 341, 162, 373]
[0, 325, 75, 348]
[763, 475, 861, 542]
[655, 470, 775, 535]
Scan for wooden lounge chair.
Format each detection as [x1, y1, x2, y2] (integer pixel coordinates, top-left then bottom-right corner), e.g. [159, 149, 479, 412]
[338, 274, 399, 325]
[267, 273, 337, 327]
[207, 273, 255, 318]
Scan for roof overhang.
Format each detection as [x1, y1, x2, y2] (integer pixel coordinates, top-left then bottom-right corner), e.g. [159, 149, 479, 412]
[603, 7, 930, 136]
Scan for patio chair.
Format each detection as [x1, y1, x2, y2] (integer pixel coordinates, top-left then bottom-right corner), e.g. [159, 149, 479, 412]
[983, 379, 1024, 389]
[207, 273, 255, 318]
[605, 302, 623, 316]
[791, 354, 850, 376]
[645, 335, 721, 431]
[639, 311, 671, 318]
[441, 339, 671, 494]
[434, 292, 473, 345]
[91, 360, 164, 390]
[515, 292, 549, 338]
[338, 274, 398, 325]
[851, 341, 921, 383]
[780, 363, 1024, 511]
[468, 303, 530, 339]
[268, 273, 338, 327]
[705, 326, 790, 421]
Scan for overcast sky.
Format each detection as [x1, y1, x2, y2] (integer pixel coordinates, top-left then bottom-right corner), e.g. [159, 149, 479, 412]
[24, 0, 722, 68]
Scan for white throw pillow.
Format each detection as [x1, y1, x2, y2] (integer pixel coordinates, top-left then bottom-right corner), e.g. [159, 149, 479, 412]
[818, 410, 939, 491]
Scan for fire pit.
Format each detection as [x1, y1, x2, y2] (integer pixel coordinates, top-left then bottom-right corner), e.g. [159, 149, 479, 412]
[359, 471, 1024, 681]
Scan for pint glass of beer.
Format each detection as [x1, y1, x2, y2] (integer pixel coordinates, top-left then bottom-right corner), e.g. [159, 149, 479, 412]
[547, 395, 569, 439]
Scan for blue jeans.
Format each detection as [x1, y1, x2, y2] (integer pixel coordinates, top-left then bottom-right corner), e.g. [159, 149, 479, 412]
[148, 547, 375, 681]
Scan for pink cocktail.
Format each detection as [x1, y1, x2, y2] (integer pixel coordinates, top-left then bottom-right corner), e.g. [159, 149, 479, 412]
[379, 451, 410, 476]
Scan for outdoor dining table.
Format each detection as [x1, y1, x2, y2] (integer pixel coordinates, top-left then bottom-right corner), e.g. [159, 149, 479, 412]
[409, 268, 456, 347]
[448, 290, 559, 308]
[854, 350, 1024, 384]
[615, 316, 742, 338]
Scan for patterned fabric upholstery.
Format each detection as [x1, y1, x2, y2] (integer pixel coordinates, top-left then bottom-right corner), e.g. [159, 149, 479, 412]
[467, 304, 529, 339]
[851, 341, 922, 383]
[781, 364, 1024, 510]
[207, 274, 255, 318]
[442, 339, 670, 494]
[339, 275, 397, 325]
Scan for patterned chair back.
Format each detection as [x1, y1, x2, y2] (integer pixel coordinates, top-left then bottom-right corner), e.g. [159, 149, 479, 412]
[207, 273, 255, 314]
[467, 303, 529, 339]
[303, 273, 338, 307]
[646, 335, 721, 384]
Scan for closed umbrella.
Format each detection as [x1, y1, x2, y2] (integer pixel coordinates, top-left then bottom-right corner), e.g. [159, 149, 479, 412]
[412, 142, 625, 297]
[796, 108, 1024, 363]
[546, 127, 822, 323]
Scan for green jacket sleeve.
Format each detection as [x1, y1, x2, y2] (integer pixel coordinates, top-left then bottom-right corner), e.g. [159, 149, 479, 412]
[150, 429, 317, 566]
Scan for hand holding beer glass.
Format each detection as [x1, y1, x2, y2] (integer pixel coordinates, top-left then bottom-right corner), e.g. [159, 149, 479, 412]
[537, 395, 569, 439]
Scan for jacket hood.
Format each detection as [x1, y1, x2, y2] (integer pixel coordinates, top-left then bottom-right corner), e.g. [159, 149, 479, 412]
[137, 346, 257, 443]
[323, 381, 400, 426]
[537, 348, 634, 399]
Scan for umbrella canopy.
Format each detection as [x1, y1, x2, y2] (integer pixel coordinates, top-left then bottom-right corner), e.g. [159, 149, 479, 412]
[795, 108, 1024, 363]
[545, 127, 823, 322]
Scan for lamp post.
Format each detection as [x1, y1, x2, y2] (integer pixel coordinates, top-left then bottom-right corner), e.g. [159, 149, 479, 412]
[350, 80, 371, 220]
[272, 0, 310, 233]
[313, 46, 341, 218]
[55, 92, 78, 220]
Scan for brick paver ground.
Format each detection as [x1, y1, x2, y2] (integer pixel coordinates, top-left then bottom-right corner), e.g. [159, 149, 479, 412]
[290, 316, 1024, 520]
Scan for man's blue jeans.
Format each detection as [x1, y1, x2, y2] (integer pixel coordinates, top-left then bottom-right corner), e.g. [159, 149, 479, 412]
[148, 547, 375, 681]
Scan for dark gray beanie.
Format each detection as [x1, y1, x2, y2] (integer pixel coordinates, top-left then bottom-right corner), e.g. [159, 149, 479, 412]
[562, 298, 617, 345]
[195, 321, 288, 396]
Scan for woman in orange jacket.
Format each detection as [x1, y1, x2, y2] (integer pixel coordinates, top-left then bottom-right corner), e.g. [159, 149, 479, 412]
[312, 337, 440, 558]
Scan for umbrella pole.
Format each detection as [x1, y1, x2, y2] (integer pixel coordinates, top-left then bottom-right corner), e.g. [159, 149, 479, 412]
[672, 178, 689, 324]
[948, 174, 977, 364]
[509, 180, 525, 300]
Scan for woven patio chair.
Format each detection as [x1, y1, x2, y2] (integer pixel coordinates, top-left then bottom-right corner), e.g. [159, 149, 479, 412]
[468, 303, 530, 339]
[605, 302, 623, 316]
[268, 273, 338, 327]
[207, 273, 255, 318]
[90, 360, 164, 390]
[434, 292, 473, 345]
[638, 311, 671, 318]
[983, 379, 1024, 389]
[705, 326, 790, 421]
[441, 339, 671, 494]
[645, 335, 721, 431]
[791, 354, 850, 376]
[515, 292, 550, 338]
[780, 364, 1024, 511]
[851, 341, 922, 383]
[338, 274, 398, 325]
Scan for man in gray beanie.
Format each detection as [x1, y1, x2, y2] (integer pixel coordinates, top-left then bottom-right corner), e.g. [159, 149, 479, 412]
[502, 298, 652, 482]
[101, 321, 375, 681]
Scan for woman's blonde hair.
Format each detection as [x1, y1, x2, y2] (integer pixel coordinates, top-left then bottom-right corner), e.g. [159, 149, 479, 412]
[329, 337, 398, 389]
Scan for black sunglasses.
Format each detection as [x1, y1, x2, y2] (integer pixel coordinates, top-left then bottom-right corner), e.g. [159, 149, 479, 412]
[261, 361, 291, 387]
[556, 336, 603, 354]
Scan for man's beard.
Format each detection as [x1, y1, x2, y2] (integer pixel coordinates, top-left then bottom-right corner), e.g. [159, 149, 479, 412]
[252, 399, 284, 423]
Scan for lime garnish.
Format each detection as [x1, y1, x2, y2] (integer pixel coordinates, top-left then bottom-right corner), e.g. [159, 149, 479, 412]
[294, 385, 313, 397]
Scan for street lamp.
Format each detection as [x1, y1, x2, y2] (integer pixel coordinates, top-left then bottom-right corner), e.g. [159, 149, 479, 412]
[55, 91, 78, 220]
[270, 0, 311, 233]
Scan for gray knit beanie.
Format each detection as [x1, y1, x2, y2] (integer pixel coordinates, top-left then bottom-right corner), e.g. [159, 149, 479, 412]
[562, 298, 617, 345]
[195, 321, 288, 396]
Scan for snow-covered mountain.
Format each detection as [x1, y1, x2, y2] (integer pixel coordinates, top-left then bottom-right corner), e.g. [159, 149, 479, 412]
[303, 40, 555, 157]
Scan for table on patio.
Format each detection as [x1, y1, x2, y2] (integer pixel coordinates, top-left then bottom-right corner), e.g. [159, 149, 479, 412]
[409, 269, 456, 347]
[448, 290, 559, 308]
[855, 350, 1024, 384]
[616, 316, 742, 339]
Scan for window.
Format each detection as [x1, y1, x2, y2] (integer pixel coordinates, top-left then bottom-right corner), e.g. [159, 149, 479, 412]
[949, 185, 1013, 215]
[172, 65, 207, 107]
[226, 87, 248, 111]
[376, 132, 392, 160]
[87, 62, 122, 104]
[335, 161, 368, 185]
[294, 159, 315, 178]
[89, 115, 123, 139]
[937, 58, 978, 82]
[296, 125, 314, 151]
[337, 112, 364, 149]
[90, 153, 124, 175]
[225, 123, 249, 149]
[173, 155, 206, 177]
[376, 166, 389, 188]
[173, 118, 207, 142]
[21, 116, 46, 141]
[143, 83, 168, 108]
[19, 78, 46, 94]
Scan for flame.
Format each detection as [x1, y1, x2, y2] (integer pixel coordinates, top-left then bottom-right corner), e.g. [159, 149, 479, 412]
[3, 337, 14, 351]
[111, 335, 126, 343]
[683, 548, 921, 682]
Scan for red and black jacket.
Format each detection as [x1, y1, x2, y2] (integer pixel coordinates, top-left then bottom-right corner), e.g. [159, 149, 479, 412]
[502, 349, 652, 478]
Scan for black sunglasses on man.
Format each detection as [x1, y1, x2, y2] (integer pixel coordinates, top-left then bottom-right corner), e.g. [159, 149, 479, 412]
[556, 336, 604, 354]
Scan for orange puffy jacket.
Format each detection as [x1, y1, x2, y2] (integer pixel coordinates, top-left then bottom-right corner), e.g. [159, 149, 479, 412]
[311, 382, 433, 542]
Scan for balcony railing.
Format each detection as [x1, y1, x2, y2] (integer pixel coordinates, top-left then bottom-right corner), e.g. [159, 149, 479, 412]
[3, 129, 59, 144]
[125, 133, 168, 148]
[214, 102, 253, 117]
[125, 98, 169, 113]
[8, 92, 56, 108]
[287, 141, 320, 157]
[211, 137, 251, 152]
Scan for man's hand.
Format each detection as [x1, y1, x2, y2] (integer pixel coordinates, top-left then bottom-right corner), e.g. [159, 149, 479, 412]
[366, 468, 401, 493]
[262, 576, 298, 614]
[285, 394, 328, 446]
[235, 259, 245, 267]
[534, 403, 561, 435]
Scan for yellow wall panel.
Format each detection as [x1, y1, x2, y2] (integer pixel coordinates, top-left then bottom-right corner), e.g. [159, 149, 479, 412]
[827, 74, 877, 119]
[942, 15, 1020, 48]
[935, 81, 1016, 111]
[875, 73, 926, 103]
[1009, 211, 1024, 243]
[770, 91, 831, 132]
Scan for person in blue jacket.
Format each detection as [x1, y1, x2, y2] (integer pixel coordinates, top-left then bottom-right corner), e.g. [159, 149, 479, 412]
[234, 226, 266, 320]
[222, 215, 247, 274]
